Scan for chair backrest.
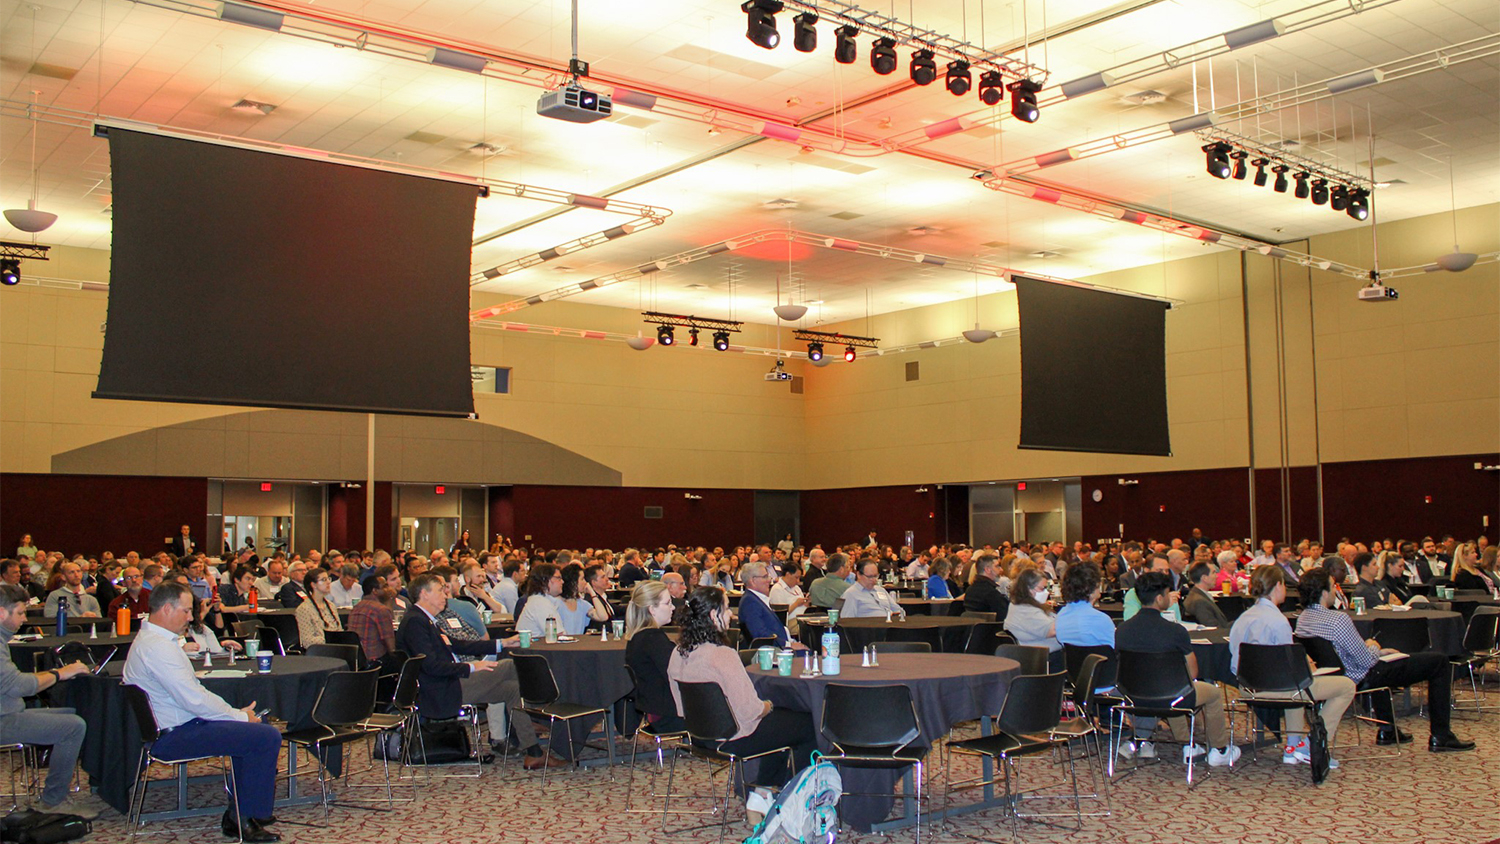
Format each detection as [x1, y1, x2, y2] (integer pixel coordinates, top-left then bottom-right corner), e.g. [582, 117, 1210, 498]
[964, 621, 1011, 655]
[306, 643, 360, 671]
[873, 641, 932, 655]
[231, 620, 261, 638]
[995, 644, 1050, 676]
[1063, 644, 1117, 690]
[1237, 643, 1313, 694]
[1071, 654, 1107, 709]
[1115, 650, 1194, 707]
[258, 626, 286, 656]
[390, 654, 424, 711]
[311, 668, 380, 728]
[747, 635, 778, 651]
[121, 684, 161, 744]
[997, 671, 1066, 736]
[511, 652, 561, 706]
[1296, 634, 1346, 672]
[961, 611, 997, 622]
[821, 683, 920, 751]
[1462, 607, 1500, 652]
[677, 680, 740, 744]
[324, 629, 364, 652]
[52, 640, 97, 668]
[722, 628, 742, 650]
[884, 626, 943, 651]
[1372, 616, 1430, 653]
[738, 649, 760, 666]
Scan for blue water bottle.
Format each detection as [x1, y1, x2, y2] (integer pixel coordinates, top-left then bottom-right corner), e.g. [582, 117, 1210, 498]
[55, 596, 68, 637]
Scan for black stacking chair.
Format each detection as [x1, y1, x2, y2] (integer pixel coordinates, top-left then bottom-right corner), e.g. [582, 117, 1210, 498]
[357, 654, 424, 789]
[820, 684, 927, 842]
[873, 641, 932, 655]
[1296, 635, 1397, 758]
[305, 643, 361, 671]
[1050, 654, 1111, 817]
[280, 668, 385, 818]
[1109, 651, 1209, 784]
[123, 684, 245, 843]
[1235, 643, 1319, 772]
[623, 664, 688, 813]
[512, 652, 614, 787]
[995, 644, 1050, 676]
[964, 622, 1012, 655]
[1451, 606, 1499, 711]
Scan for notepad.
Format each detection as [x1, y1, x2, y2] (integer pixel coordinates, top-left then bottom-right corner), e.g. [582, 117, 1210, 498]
[1191, 638, 1214, 645]
[1378, 652, 1409, 662]
[1312, 667, 1342, 676]
[196, 669, 249, 678]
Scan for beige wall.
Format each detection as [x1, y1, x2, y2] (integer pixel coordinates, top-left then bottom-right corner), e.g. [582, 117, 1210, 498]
[3, 204, 1495, 488]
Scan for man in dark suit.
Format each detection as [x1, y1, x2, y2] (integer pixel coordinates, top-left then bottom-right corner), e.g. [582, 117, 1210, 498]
[168, 524, 198, 557]
[738, 561, 805, 649]
[1181, 562, 1229, 628]
[962, 555, 1009, 621]
[616, 550, 648, 589]
[396, 574, 563, 769]
[1413, 538, 1448, 583]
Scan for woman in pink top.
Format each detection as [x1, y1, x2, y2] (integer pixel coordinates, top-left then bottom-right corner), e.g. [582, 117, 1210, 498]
[667, 586, 817, 786]
[1214, 552, 1250, 594]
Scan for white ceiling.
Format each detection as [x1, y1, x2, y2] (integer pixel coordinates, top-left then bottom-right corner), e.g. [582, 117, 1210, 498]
[2, 0, 1497, 327]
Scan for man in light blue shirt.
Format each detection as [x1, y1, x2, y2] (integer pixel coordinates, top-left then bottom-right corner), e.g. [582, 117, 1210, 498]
[1054, 561, 1115, 648]
[841, 560, 906, 619]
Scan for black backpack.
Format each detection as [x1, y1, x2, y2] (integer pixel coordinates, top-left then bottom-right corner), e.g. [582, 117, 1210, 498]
[0, 810, 91, 844]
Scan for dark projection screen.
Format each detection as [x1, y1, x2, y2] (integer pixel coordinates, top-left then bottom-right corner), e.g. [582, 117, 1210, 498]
[1016, 275, 1171, 456]
[96, 127, 479, 417]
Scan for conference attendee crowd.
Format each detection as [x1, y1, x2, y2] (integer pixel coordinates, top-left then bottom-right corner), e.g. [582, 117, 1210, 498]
[1, 525, 1493, 840]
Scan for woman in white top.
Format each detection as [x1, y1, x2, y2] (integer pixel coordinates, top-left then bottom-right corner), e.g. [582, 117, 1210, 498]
[515, 563, 565, 636]
[184, 595, 241, 655]
[1003, 565, 1062, 671]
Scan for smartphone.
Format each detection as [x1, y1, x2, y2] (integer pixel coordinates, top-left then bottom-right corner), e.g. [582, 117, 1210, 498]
[254, 707, 271, 719]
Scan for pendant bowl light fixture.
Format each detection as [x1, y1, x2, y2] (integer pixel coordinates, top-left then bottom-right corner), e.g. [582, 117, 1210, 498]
[1435, 154, 1477, 272]
[962, 266, 995, 343]
[773, 259, 807, 322]
[6, 66, 58, 233]
[626, 333, 655, 351]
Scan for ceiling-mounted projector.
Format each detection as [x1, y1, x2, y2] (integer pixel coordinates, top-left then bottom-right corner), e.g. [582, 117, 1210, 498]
[538, 83, 611, 123]
[1357, 283, 1398, 302]
[765, 359, 793, 382]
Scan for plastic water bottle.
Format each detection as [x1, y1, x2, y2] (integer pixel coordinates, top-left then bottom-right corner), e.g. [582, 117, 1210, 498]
[921, 578, 929, 600]
[821, 629, 839, 659]
[55, 597, 67, 638]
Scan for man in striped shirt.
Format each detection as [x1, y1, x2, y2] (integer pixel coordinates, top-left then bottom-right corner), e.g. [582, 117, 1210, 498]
[1293, 568, 1473, 753]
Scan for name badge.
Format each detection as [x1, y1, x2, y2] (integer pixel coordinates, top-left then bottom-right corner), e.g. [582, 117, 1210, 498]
[446, 617, 462, 629]
[440, 634, 451, 646]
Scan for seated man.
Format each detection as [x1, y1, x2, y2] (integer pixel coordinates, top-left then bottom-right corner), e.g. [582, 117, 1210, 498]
[738, 562, 805, 649]
[840, 560, 906, 620]
[107, 566, 153, 618]
[1053, 561, 1114, 648]
[0, 585, 98, 819]
[1294, 567, 1472, 752]
[122, 582, 281, 842]
[396, 574, 563, 769]
[44, 562, 101, 617]
[1122, 556, 1181, 622]
[348, 580, 398, 670]
[1114, 572, 1238, 767]
[807, 553, 853, 609]
[768, 563, 809, 630]
[962, 555, 1010, 621]
[1181, 562, 1229, 628]
[1228, 566, 1355, 767]
[1351, 553, 1400, 607]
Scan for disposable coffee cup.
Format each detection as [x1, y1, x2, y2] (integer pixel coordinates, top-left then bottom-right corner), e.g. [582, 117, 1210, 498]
[612, 620, 625, 639]
[244, 639, 261, 658]
[256, 654, 272, 673]
[518, 629, 533, 648]
[757, 646, 774, 670]
[776, 650, 794, 677]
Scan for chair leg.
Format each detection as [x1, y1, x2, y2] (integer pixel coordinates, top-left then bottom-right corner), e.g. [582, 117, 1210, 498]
[661, 742, 679, 827]
[1185, 713, 1196, 786]
[913, 759, 922, 844]
[625, 730, 640, 812]
[225, 757, 244, 844]
[1066, 741, 1083, 830]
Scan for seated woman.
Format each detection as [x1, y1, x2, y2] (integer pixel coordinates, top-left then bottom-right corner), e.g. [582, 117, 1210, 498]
[1450, 542, 1494, 595]
[295, 567, 345, 647]
[183, 594, 242, 656]
[1214, 552, 1250, 594]
[624, 581, 686, 734]
[668, 586, 817, 787]
[515, 563, 562, 636]
[557, 563, 611, 635]
[1481, 547, 1500, 593]
[925, 559, 953, 599]
[1003, 565, 1063, 670]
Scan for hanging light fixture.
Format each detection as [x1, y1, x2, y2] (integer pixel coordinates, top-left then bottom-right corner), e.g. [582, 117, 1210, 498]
[626, 333, 655, 351]
[963, 267, 995, 343]
[1435, 155, 1478, 272]
[5, 80, 58, 233]
[772, 267, 807, 322]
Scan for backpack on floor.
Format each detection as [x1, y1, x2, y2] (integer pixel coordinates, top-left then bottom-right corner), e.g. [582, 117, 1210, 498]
[743, 754, 841, 844]
[0, 810, 91, 844]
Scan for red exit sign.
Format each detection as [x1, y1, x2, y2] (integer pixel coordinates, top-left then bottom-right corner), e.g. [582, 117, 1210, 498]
[1016, 482, 1027, 491]
[435, 485, 446, 495]
[260, 482, 272, 492]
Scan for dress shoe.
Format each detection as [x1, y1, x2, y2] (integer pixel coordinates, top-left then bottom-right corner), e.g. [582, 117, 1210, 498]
[222, 810, 280, 842]
[523, 752, 570, 770]
[1375, 728, 1413, 746]
[254, 816, 278, 825]
[1428, 733, 1476, 753]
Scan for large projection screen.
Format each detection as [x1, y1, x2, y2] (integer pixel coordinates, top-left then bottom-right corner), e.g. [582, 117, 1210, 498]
[95, 126, 479, 418]
[1016, 275, 1171, 456]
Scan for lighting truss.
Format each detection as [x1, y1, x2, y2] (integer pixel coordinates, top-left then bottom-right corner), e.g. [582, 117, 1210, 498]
[0, 242, 52, 262]
[1193, 128, 1371, 194]
[793, 328, 879, 350]
[641, 312, 745, 334]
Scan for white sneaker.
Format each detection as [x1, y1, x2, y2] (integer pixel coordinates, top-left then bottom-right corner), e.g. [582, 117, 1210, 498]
[1181, 743, 1206, 762]
[1283, 740, 1310, 765]
[1207, 745, 1242, 767]
[746, 787, 772, 826]
[1327, 757, 1340, 770]
[1137, 740, 1157, 759]
[1116, 740, 1137, 760]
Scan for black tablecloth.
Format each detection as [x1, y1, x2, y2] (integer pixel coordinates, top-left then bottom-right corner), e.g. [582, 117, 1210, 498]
[8, 632, 135, 672]
[798, 616, 979, 653]
[53, 655, 344, 813]
[1284, 607, 1465, 658]
[1188, 628, 1235, 685]
[749, 653, 1018, 832]
[225, 607, 350, 650]
[895, 598, 961, 616]
[514, 635, 634, 759]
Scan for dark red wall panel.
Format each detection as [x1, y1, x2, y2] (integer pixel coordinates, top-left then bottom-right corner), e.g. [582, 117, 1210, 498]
[510, 485, 755, 550]
[0, 473, 208, 558]
[1081, 467, 1252, 544]
[488, 486, 516, 548]
[1321, 453, 1497, 544]
[325, 481, 394, 553]
[800, 485, 939, 552]
[1252, 466, 1321, 544]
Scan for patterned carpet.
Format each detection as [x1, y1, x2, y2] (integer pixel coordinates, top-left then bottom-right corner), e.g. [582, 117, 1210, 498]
[29, 704, 1500, 844]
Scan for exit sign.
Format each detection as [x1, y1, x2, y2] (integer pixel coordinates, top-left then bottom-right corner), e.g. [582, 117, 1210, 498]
[260, 482, 272, 492]
[1016, 482, 1027, 491]
[435, 485, 446, 495]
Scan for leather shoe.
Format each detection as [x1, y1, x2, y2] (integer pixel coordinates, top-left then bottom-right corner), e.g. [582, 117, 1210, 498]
[523, 752, 570, 770]
[1428, 733, 1476, 753]
[222, 810, 280, 842]
[253, 816, 278, 825]
[1375, 728, 1413, 746]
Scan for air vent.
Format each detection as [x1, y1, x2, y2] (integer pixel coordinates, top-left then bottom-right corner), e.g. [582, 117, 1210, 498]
[980, 240, 1008, 249]
[29, 62, 79, 81]
[1031, 250, 1062, 259]
[644, 506, 664, 519]
[403, 130, 447, 145]
[1122, 90, 1167, 105]
[906, 225, 943, 237]
[762, 198, 800, 210]
[790, 376, 804, 394]
[467, 142, 510, 157]
[905, 362, 920, 382]
[231, 98, 276, 115]
[829, 211, 864, 220]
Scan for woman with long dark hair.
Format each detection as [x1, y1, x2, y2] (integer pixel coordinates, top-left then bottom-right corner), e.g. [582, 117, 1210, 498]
[667, 587, 816, 787]
[514, 563, 561, 636]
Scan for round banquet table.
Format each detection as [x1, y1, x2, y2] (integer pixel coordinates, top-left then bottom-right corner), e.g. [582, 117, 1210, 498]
[224, 607, 351, 650]
[797, 615, 980, 653]
[1440, 591, 1500, 621]
[7, 631, 136, 672]
[1188, 627, 1235, 685]
[54, 655, 345, 814]
[513, 634, 634, 760]
[749, 652, 1019, 832]
[896, 598, 961, 616]
[1285, 607, 1465, 657]
[22, 614, 119, 633]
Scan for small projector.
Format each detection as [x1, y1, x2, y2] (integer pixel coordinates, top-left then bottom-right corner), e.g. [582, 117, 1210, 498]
[1357, 284, 1398, 302]
[765, 360, 793, 382]
[537, 84, 612, 123]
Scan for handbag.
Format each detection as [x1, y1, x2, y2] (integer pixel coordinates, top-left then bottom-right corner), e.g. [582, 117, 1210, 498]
[410, 718, 473, 765]
[1306, 704, 1330, 785]
[0, 810, 91, 844]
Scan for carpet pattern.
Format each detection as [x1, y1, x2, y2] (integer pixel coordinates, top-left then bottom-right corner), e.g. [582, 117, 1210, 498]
[20, 704, 1500, 844]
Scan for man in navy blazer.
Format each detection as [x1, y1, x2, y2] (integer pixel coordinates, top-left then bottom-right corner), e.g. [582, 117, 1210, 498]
[397, 574, 564, 769]
[739, 562, 807, 650]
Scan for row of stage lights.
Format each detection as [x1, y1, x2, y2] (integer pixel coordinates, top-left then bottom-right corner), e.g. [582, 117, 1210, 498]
[1203, 142, 1370, 221]
[741, 0, 1042, 122]
[657, 325, 860, 361]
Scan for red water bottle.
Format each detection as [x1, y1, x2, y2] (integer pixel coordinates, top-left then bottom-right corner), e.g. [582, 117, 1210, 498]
[248, 589, 258, 613]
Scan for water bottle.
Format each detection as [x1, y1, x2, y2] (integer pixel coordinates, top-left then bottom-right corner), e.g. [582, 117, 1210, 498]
[921, 578, 929, 600]
[821, 629, 839, 659]
[248, 589, 259, 614]
[55, 597, 67, 637]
